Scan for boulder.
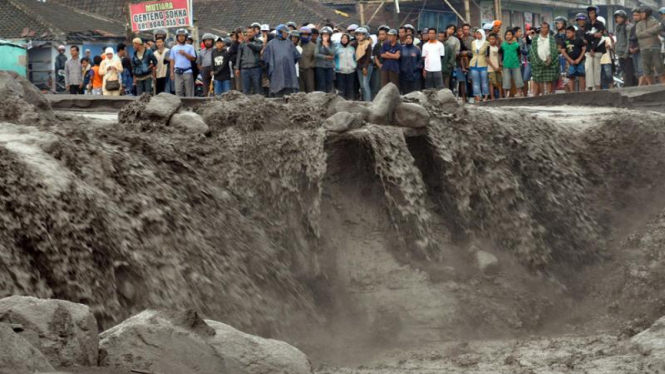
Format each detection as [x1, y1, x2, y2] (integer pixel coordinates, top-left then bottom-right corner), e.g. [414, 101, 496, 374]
[99, 310, 225, 374]
[436, 89, 459, 111]
[143, 92, 182, 122]
[0, 296, 98, 367]
[206, 319, 312, 374]
[0, 323, 54, 374]
[169, 111, 210, 135]
[403, 91, 428, 105]
[476, 251, 499, 273]
[632, 316, 665, 352]
[394, 103, 430, 128]
[367, 83, 400, 125]
[323, 112, 364, 133]
[334, 100, 370, 120]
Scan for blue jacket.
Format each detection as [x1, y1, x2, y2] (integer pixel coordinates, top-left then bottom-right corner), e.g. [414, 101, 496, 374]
[399, 44, 422, 81]
[132, 48, 158, 77]
[334, 44, 357, 74]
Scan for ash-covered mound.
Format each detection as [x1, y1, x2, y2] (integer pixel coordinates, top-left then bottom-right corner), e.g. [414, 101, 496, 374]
[0, 70, 53, 125]
[4, 80, 665, 360]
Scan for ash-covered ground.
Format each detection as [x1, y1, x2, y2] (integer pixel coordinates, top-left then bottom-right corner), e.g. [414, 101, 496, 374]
[3, 70, 665, 373]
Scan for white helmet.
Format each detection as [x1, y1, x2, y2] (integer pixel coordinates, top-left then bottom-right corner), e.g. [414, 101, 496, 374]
[355, 27, 369, 35]
[596, 16, 606, 25]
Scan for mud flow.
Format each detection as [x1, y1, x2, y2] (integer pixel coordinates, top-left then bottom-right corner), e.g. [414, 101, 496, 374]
[3, 69, 665, 373]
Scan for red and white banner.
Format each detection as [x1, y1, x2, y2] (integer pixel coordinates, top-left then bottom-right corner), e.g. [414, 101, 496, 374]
[129, 0, 193, 32]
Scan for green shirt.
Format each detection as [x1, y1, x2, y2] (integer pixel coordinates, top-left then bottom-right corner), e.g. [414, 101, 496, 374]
[501, 41, 520, 69]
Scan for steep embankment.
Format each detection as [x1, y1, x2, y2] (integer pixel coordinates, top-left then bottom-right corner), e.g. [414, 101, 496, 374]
[3, 70, 665, 365]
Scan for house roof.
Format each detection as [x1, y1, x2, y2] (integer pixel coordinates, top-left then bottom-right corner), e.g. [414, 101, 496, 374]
[0, 0, 126, 41]
[47, 0, 358, 34]
[195, 0, 359, 33]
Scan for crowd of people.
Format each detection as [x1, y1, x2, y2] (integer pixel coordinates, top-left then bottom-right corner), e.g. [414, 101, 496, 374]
[56, 5, 665, 102]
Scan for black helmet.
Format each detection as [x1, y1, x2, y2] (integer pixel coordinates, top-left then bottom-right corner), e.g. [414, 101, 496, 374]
[613, 9, 628, 19]
[637, 5, 652, 15]
[587, 5, 599, 14]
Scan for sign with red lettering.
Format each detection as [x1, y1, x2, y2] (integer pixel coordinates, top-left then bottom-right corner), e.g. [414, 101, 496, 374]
[129, 0, 192, 32]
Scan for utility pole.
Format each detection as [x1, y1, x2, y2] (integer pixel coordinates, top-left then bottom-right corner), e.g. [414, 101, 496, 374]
[464, 0, 470, 25]
[495, 0, 501, 22]
[360, 2, 365, 25]
[394, 0, 400, 28]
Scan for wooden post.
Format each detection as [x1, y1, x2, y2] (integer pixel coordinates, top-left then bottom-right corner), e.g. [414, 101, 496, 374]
[360, 2, 365, 25]
[464, 0, 471, 25]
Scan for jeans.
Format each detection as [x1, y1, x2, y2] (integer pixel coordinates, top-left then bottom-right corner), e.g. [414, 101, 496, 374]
[470, 68, 489, 97]
[425, 71, 444, 89]
[315, 67, 335, 93]
[135, 77, 153, 95]
[337, 72, 355, 100]
[357, 64, 373, 101]
[241, 67, 262, 95]
[121, 70, 134, 96]
[632, 52, 643, 77]
[214, 80, 232, 95]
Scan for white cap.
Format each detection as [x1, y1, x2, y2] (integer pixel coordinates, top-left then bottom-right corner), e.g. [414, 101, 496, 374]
[261, 24, 270, 31]
[85, 48, 91, 52]
[307, 23, 316, 29]
[104, 47, 114, 54]
[482, 22, 493, 30]
[597, 16, 606, 25]
[58, 45, 65, 50]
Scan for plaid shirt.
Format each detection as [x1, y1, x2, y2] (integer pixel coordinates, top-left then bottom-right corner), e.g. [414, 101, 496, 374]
[529, 35, 560, 83]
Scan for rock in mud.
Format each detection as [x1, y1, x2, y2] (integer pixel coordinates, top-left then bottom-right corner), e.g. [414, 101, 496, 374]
[206, 319, 312, 374]
[0, 323, 54, 374]
[394, 103, 430, 128]
[368, 83, 400, 125]
[436, 89, 459, 111]
[334, 100, 370, 120]
[0, 296, 98, 367]
[169, 111, 210, 135]
[99, 309, 224, 374]
[631, 315, 665, 352]
[0, 71, 50, 112]
[324, 112, 364, 133]
[476, 251, 499, 273]
[403, 91, 428, 105]
[143, 92, 182, 122]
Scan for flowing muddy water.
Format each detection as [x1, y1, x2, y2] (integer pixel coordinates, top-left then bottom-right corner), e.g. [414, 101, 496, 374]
[4, 76, 665, 373]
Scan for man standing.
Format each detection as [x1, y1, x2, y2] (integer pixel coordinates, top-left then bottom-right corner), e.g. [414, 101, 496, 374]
[379, 29, 402, 87]
[297, 26, 316, 93]
[422, 28, 446, 89]
[55, 45, 67, 92]
[373, 25, 389, 96]
[197, 33, 216, 97]
[117, 43, 134, 95]
[132, 38, 158, 95]
[614, 10, 636, 87]
[235, 27, 264, 95]
[263, 24, 301, 97]
[170, 29, 197, 97]
[636, 5, 665, 84]
[154, 38, 170, 94]
[584, 6, 606, 90]
[438, 31, 455, 88]
[65, 46, 83, 94]
[212, 37, 232, 95]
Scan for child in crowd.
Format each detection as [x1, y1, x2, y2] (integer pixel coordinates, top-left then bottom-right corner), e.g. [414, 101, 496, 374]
[90, 56, 104, 95]
[487, 33, 503, 99]
[81, 57, 92, 95]
[561, 26, 587, 92]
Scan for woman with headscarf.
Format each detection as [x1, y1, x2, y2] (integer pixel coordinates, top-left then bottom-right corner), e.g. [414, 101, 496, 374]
[529, 22, 560, 96]
[334, 33, 357, 100]
[263, 24, 301, 97]
[99, 47, 123, 96]
[469, 28, 490, 102]
[353, 27, 373, 101]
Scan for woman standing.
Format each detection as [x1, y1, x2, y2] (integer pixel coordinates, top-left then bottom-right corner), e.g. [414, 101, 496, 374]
[354, 27, 373, 101]
[469, 29, 490, 102]
[334, 34, 357, 100]
[529, 22, 560, 96]
[315, 27, 336, 93]
[99, 48, 124, 96]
